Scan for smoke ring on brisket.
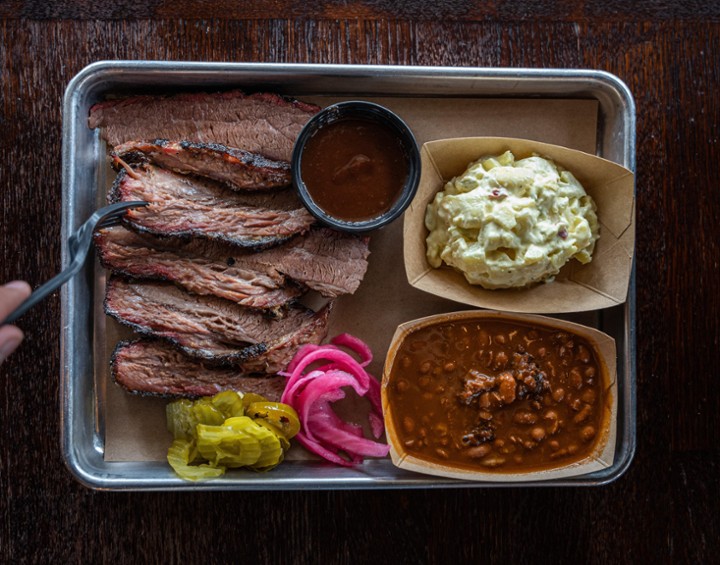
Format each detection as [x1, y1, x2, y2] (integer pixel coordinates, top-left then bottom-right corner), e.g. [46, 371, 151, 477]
[111, 339, 290, 399]
[109, 164, 315, 250]
[88, 89, 321, 162]
[104, 277, 332, 367]
[94, 225, 370, 311]
[113, 139, 292, 191]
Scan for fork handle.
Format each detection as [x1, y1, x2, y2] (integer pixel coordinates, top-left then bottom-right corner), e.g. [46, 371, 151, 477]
[2, 200, 147, 326]
[2, 267, 77, 325]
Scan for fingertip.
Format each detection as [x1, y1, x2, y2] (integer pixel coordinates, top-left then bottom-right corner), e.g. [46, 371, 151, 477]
[0, 325, 25, 365]
[3, 280, 32, 297]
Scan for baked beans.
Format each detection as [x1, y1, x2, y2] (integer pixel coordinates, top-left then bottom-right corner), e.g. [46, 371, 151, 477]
[387, 319, 607, 472]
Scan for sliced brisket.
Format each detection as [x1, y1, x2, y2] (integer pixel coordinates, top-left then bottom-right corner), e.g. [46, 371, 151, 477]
[104, 277, 332, 367]
[94, 226, 370, 307]
[94, 226, 301, 310]
[238, 227, 371, 297]
[111, 164, 314, 249]
[111, 339, 288, 399]
[89, 89, 320, 161]
[113, 139, 291, 191]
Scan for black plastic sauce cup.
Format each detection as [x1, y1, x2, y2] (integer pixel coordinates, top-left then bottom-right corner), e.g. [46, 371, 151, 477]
[291, 101, 421, 234]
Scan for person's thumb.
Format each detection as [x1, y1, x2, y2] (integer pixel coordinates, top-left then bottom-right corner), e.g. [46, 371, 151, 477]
[0, 280, 31, 322]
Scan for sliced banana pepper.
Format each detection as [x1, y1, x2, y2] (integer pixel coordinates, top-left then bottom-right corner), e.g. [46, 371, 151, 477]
[245, 402, 301, 439]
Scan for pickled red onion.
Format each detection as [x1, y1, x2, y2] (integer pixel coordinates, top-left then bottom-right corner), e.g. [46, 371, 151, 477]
[280, 334, 389, 466]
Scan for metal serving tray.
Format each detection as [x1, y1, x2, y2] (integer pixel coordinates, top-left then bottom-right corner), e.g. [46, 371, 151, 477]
[61, 62, 636, 490]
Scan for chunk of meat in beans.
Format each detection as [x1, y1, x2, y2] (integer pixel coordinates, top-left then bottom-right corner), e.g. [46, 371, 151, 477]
[387, 319, 606, 472]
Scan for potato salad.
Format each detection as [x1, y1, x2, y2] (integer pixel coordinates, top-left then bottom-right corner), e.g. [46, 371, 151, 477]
[425, 151, 599, 289]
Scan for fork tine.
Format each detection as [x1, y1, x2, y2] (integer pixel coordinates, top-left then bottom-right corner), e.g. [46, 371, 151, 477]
[96, 215, 125, 230]
[94, 201, 148, 230]
[99, 200, 148, 220]
[66, 201, 148, 264]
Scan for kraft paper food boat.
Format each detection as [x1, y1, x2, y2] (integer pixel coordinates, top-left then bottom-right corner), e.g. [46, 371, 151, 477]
[404, 137, 636, 313]
[382, 310, 618, 482]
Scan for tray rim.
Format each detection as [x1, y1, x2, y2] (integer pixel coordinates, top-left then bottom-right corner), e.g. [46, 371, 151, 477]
[60, 61, 636, 491]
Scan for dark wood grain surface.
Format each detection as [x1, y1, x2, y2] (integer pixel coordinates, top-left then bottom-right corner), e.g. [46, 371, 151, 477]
[1, 3, 718, 563]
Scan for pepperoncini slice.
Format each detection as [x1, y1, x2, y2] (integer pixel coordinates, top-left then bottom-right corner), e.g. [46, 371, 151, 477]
[245, 401, 301, 439]
[240, 393, 268, 411]
[253, 419, 292, 451]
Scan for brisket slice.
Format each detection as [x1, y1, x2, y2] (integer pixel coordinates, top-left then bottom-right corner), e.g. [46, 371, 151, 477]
[111, 339, 288, 399]
[238, 227, 371, 298]
[104, 277, 332, 367]
[110, 164, 314, 250]
[94, 226, 370, 307]
[89, 89, 320, 161]
[113, 139, 291, 191]
[94, 226, 302, 311]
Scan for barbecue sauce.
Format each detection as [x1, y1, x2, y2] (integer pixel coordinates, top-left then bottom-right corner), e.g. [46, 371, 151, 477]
[299, 119, 409, 221]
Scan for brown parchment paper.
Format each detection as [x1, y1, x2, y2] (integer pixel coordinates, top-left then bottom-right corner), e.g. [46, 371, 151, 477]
[381, 311, 617, 482]
[103, 96, 600, 462]
[404, 137, 635, 313]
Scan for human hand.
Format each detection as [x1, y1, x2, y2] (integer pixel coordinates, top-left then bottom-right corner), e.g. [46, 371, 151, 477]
[0, 281, 32, 365]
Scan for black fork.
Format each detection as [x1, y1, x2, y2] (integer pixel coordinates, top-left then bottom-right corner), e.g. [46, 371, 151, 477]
[2, 201, 148, 325]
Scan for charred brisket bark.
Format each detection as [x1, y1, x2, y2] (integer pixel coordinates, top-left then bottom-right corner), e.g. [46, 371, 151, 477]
[94, 226, 301, 310]
[113, 139, 291, 191]
[111, 339, 288, 399]
[104, 277, 332, 367]
[110, 164, 314, 250]
[94, 226, 370, 308]
[89, 89, 320, 161]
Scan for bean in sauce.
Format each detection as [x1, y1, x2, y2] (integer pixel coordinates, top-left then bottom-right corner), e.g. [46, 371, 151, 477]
[387, 320, 607, 472]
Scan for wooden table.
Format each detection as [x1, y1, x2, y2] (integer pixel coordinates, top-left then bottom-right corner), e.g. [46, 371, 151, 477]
[1, 3, 717, 562]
